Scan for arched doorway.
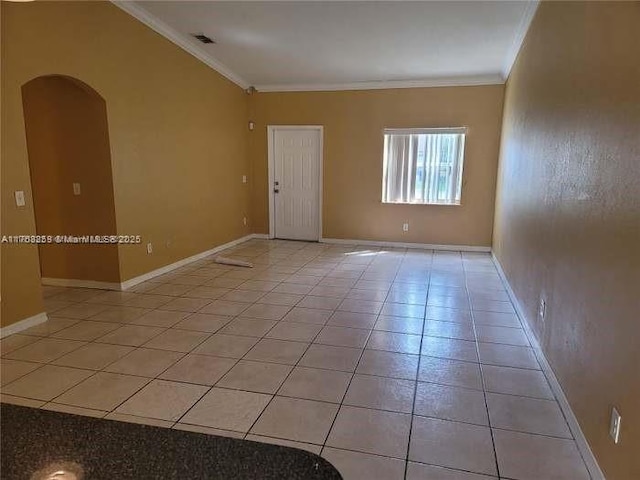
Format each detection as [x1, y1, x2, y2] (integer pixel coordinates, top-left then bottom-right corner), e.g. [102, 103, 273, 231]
[22, 75, 120, 285]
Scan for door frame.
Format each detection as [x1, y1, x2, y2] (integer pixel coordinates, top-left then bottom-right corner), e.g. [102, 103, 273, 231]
[267, 125, 324, 241]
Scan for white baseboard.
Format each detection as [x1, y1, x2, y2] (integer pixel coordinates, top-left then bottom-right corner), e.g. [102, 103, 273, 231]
[120, 234, 257, 290]
[41, 278, 121, 291]
[250, 233, 270, 240]
[491, 252, 605, 480]
[320, 237, 491, 252]
[0, 312, 48, 339]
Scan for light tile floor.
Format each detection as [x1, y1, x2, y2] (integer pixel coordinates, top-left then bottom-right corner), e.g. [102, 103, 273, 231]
[0, 239, 592, 479]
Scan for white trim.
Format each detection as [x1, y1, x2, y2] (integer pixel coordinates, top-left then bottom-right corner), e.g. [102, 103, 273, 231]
[251, 233, 270, 240]
[110, 1, 251, 90]
[120, 234, 257, 290]
[321, 237, 491, 252]
[0, 312, 48, 339]
[502, 1, 539, 79]
[41, 278, 121, 291]
[255, 75, 504, 93]
[267, 126, 324, 242]
[492, 252, 606, 480]
[384, 127, 467, 136]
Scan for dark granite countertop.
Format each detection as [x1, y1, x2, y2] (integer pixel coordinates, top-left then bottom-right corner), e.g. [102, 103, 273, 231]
[0, 404, 342, 480]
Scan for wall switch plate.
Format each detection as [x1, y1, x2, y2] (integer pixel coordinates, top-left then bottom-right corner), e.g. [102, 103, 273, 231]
[242, 175, 247, 184]
[73, 182, 81, 195]
[538, 297, 547, 323]
[248, 121, 255, 131]
[609, 407, 621, 444]
[402, 223, 409, 232]
[146, 243, 153, 254]
[14, 191, 26, 207]
[243, 217, 247, 226]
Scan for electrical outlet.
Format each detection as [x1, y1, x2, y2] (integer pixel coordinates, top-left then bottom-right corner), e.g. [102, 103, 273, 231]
[609, 407, 621, 444]
[538, 297, 546, 323]
[402, 223, 409, 232]
[243, 217, 247, 226]
[14, 191, 25, 207]
[146, 243, 153, 254]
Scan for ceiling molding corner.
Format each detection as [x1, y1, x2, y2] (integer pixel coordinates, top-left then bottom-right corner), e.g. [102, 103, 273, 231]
[254, 75, 505, 93]
[110, 0, 251, 90]
[502, 0, 540, 80]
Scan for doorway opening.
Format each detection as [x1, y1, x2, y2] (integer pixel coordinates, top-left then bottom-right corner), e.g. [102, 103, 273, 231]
[267, 126, 323, 241]
[22, 75, 120, 288]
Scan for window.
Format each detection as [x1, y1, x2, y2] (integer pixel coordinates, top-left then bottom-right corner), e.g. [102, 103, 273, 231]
[382, 128, 466, 205]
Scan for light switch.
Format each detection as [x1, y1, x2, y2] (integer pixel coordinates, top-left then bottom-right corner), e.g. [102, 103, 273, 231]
[73, 183, 81, 195]
[242, 175, 247, 184]
[15, 191, 25, 207]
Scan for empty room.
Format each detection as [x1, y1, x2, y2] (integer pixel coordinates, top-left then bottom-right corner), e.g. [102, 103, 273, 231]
[1, 1, 637, 479]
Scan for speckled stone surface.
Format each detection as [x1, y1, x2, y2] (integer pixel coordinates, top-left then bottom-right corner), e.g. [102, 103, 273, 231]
[0, 404, 342, 480]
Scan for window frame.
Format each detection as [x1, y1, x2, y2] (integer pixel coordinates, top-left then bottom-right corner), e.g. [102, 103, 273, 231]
[381, 127, 467, 206]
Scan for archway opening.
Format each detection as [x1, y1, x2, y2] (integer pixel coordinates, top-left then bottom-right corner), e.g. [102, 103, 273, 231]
[22, 75, 120, 285]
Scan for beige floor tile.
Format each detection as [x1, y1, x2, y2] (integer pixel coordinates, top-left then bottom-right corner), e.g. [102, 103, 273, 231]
[53, 303, 111, 319]
[174, 423, 244, 438]
[90, 306, 151, 323]
[409, 416, 497, 476]
[116, 379, 209, 421]
[427, 295, 470, 310]
[483, 365, 554, 399]
[2, 365, 93, 401]
[244, 339, 309, 365]
[475, 325, 529, 346]
[425, 306, 472, 323]
[124, 294, 175, 309]
[309, 285, 347, 298]
[130, 309, 190, 328]
[356, 349, 418, 380]
[327, 311, 378, 329]
[1, 394, 45, 408]
[421, 336, 478, 362]
[159, 297, 212, 313]
[51, 321, 121, 341]
[406, 462, 497, 479]
[239, 280, 280, 292]
[182, 286, 231, 300]
[221, 289, 266, 303]
[159, 354, 236, 385]
[173, 313, 232, 333]
[380, 302, 424, 319]
[322, 448, 406, 480]
[53, 343, 134, 370]
[246, 435, 322, 454]
[217, 360, 292, 394]
[5, 338, 86, 363]
[21, 318, 79, 337]
[472, 299, 515, 314]
[241, 303, 291, 320]
[180, 387, 271, 432]
[346, 289, 388, 302]
[418, 356, 483, 390]
[473, 311, 521, 327]
[282, 307, 332, 325]
[54, 372, 149, 411]
[0, 359, 41, 386]
[148, 283, 195, 297]
[278, 366, 351, 403]
[105, 348, 183, 377]
[326, 405, 411, 459]
[299, 344, 362, 372]
[142, 329, 210, 352]
[423, 320, 475, 341]
[250, 396, 338, 444]
[96, 325, 165, 347]
[105, 412, 173, 428]
[193, 334, 258, 358]
[265, 322, 322, 342]
[315, 326, 370, 349]
[486, 392, 571, 437]
[273, 283, 314, 295]
[374, 315, 423, 335]
[415, 382, 488, 425]
[478, 343, 540, 370]
[344, 374, 415, 413]
[337, 299, 383, 315]
[199, 300, 250, 316]
[219, 317, 277, 337]
[297, 296, 341, 310]
[493, 429, 589, 480]
[42, 402, 107, 418]
[206, 278, 246, 289]
[1, 334, 41, 354]
[259, 292, 304, 306]
[366, 331, 421, 354]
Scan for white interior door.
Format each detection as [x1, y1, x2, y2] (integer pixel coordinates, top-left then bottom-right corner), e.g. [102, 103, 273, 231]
[272, 128, 321, 241]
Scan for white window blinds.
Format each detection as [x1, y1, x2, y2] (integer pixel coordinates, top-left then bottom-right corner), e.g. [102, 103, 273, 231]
[382, 128, 466, 205]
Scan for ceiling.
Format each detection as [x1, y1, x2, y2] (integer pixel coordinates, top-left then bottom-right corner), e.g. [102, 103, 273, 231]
[114, 1, 538, 92]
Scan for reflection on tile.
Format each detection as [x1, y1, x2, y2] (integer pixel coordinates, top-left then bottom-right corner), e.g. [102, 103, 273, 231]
[323, 447, 406, 480]
[415, 382, 488, 425]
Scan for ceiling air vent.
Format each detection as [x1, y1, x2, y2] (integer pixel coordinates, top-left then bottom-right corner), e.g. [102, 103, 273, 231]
[191, 33, 215, 44]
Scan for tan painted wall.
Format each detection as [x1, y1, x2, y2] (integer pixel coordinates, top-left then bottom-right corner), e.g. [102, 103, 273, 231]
[1, 2, 250, 327]
[493, 2, 640, 479]
[22, 76, 120, 283]
[250, 86, 504, 246]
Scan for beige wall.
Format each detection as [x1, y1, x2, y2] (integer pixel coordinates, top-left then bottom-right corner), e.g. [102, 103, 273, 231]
[493, 2, 640, 479]
[250, 86, 504, 246]
[1, 1, 250, 327]
[22, 76, 120, 283]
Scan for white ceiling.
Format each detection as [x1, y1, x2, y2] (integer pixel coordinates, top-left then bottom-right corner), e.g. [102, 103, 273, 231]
[115, 1, 538, 91]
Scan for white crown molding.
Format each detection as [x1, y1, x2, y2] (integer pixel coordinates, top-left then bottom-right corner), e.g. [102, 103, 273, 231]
[502, 0, 540, 80]
[255, 75, 505, 93]
[492, 252, 605, 480]
[0, 312, 48, 339]
[110, 1, 251, 90]
[320, 237, 491, 252]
